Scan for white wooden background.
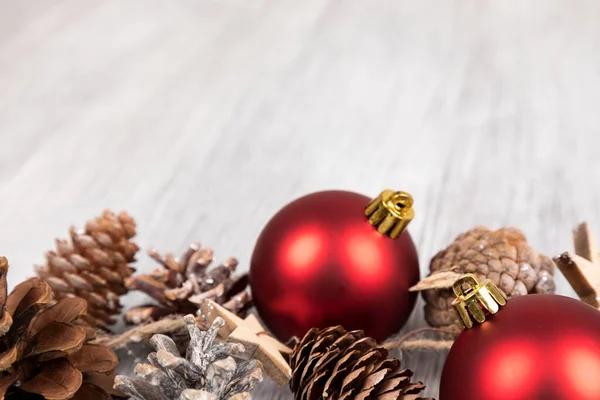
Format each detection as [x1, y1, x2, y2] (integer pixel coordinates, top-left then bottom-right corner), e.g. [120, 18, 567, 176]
[1, 0, 598, 398]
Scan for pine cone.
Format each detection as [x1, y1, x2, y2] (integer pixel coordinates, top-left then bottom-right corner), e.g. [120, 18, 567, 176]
[289, 326, 429, 400]
[417, 227, 556, 331]
[124, 243, 251, 325]
[115, 315, 263, 400]
[36, 210, 139, 330]
[0, 257, 121, 400]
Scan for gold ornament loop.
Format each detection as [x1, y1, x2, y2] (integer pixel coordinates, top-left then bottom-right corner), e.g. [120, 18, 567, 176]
[451, 274, 507, 329]
[365, 190, 414, 239]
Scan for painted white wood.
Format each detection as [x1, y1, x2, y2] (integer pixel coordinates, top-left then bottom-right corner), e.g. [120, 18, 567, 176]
[1, 0, 598, 397]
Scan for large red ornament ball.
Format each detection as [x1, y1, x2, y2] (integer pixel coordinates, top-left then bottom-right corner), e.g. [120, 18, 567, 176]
[249, 190, 420, 342]
[440, 294, 600, 400]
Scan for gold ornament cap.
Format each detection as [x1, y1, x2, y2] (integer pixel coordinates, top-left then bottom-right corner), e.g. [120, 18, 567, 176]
[451, 274, 507, 329]
[365, 190, 414, 239]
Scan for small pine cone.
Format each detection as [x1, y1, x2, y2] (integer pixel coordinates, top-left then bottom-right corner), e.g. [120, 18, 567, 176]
[124, 243, 251, 325]
[36, 210, 139, 329]
[417, 227, 556, 331]
[114, 315, 263, 400]
[289, 326, 430, 400]
[0, 257, 121, 400]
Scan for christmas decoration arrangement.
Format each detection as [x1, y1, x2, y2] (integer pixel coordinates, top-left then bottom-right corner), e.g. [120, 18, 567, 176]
[4, 193, 600, 400]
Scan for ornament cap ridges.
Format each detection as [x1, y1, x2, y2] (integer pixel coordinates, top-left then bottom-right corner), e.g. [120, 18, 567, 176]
[451, 273, 507, 329]
[365, 189, 414, 239]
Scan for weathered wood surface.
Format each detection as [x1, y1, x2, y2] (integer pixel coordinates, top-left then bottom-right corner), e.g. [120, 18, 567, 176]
[1, 0, 598, 397]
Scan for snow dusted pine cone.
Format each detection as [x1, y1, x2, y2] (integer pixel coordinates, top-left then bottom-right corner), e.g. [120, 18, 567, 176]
[0, 257, 121, 400]
[36, 210, 139, 330]
[114, 315, 263, 400]
[289, 326, 429, 400]
[412, 227, 556, 331]
[124, 243, 251, 325]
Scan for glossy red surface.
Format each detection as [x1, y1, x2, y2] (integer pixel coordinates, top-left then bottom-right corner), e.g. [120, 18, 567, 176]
[249, 190, 420, 342]
[440, 294, 600, 400]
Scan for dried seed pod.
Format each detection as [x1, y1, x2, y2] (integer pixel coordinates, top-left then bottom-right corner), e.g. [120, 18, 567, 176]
[412, 227, 556, 331]
[124, 243, 251, 325]
[0, 257, 121, 400]
[289, 325, 431, 400]
[115, 315, 263, 400]
[36, 210, 139, 330]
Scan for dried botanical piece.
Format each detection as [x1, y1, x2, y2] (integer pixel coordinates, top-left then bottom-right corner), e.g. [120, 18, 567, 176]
[554, 222, 600, 308]
[125, 243, 251, 325]
[382, 327, 455, 353]
[114, 315, 263, 400]
[289, 325, 430, 400]
[0, 257, 121, 400]
[92, 315, 198, 349]
[200, 300, 291, 386]
[411, 227, 556, 331]
[36, 210, 139, 330]
[93, 301, 293, 382]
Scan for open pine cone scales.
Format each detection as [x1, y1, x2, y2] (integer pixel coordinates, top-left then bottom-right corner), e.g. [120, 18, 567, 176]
[414, 227, 556, 331]
[115, 314, 263, 400]
[124, 243, 251, 324]
[0, 257, 120, 400]
[36, 210, 139, 329]
[289, 326, 429, 400]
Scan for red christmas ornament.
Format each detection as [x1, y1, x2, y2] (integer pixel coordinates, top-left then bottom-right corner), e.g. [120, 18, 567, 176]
[249, 190, 420, 342]
[440, 274, 600, 400]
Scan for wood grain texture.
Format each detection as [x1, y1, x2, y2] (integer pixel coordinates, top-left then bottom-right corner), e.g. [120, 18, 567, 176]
[1, 0, 599, 397]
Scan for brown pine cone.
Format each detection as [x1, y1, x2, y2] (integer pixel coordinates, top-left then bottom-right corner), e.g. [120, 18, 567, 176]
[0, 257, 121, 400]
[289, 326, 430, 400]
[36, 210, 139, 330]
[124, 242, 251, 325]
[416, 227, 556, 331]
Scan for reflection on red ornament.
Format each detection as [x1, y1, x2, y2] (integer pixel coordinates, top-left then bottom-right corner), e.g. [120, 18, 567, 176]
[281, 225, 324, 279]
